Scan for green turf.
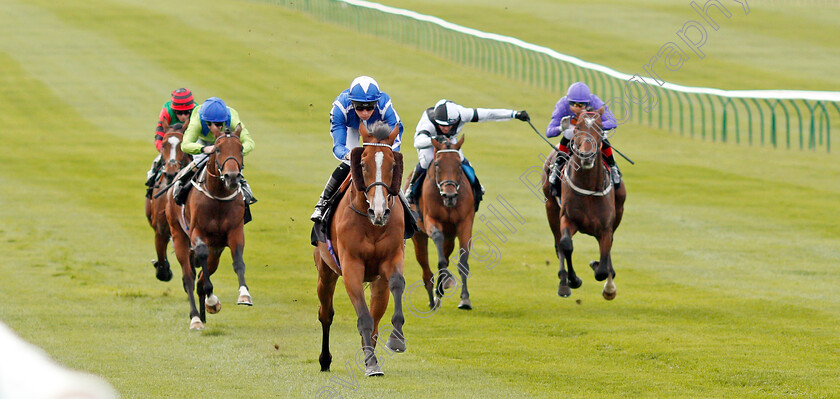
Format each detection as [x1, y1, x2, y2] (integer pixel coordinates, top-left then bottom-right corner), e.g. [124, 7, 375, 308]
[0, 0, 838, 398]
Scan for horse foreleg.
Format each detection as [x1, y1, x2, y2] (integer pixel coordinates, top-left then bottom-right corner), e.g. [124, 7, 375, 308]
[558, 219, 580, 297]
[228, 227, 251, 306]
[153, 229, 173, 282]
[172, 232, 201, 330]
[342, 262, 382, 376]
[593, 232, 616, 300]
[368, 277, 390, 349]
[411, 232, 435, 309]
[429, 225, 454, 300]
[456, 219, 474, 310]
[316, 253, 338, 372]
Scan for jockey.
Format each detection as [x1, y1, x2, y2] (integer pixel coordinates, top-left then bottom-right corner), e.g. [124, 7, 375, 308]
[145, 88, 195, 199]
[404, 99, 530, 209]
[545, 82, 622, 189]
[171, 97, 257, 206]
[310, 76, 405, 222]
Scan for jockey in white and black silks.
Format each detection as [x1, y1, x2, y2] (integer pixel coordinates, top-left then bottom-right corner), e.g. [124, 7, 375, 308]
[545, 81, 622, 189]
[404, 99, 530, 210]
[310, 76, 405, 222]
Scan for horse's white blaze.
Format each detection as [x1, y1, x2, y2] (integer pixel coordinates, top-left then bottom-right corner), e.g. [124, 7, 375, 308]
[167, 136, 180, 160]
[604, 275, 616, 294]
[372, 151, 386, 217]
[205, 294, 219, 307]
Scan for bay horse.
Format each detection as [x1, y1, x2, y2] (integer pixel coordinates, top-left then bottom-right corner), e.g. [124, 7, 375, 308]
[166, 124, 251, 330]
[409, 134, 475, 310]
[314, 121, 407, 377]
[541, 110, 627, 300]
[144, 123, 190, 282]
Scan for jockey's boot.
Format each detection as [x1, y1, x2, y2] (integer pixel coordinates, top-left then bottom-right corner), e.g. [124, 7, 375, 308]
[549, 152, 570, 197]
[239, 177, 257, 205]
[404, 163, 427, 205]
[310, 165, 349, 223]
[172, 162, 199, 206]
[145, 155, 163, 199]
[610, 165, 622, 188]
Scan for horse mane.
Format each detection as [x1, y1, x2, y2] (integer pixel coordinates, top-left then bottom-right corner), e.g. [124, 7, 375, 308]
[368, 120, 392, 141]
[167, 122, 185, 134]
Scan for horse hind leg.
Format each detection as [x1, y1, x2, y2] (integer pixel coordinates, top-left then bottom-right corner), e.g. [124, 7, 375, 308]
[316, 253, 338, 371]
[411, 232, 435, 309]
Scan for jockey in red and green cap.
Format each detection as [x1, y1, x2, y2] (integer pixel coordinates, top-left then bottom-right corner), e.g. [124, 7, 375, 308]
[145, 88, 196, 198]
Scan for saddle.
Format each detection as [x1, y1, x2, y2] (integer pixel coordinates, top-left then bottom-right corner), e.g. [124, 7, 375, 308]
[310, 175, 416, 246]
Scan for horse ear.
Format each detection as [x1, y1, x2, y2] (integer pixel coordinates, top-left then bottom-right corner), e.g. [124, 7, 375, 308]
[359, 122, 372, 143]
[454, 134, 465, 150]
[432, 137, 443, 151]
[386, 124, 399, 146]
[209, 122, 223, 138]
[233, 123, 243, 137]
[597, 106, 605, 116]
[161, 118, 170, 133]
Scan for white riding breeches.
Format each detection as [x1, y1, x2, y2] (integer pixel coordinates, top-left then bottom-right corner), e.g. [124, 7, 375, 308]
[417, 147, 465, 169]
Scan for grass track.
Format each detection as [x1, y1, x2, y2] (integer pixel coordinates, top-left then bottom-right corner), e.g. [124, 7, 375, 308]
[0, 0, 838, 398]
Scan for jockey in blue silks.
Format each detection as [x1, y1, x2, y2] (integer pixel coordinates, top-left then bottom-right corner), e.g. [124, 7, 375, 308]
[545, 82, 622, 189]
[310, 76, 405, 222]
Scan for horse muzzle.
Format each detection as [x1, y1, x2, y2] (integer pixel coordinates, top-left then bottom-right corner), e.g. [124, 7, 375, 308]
[441, 191, 458, 208]
[221, 171, 242, 191]
[368, 207, 390, 226]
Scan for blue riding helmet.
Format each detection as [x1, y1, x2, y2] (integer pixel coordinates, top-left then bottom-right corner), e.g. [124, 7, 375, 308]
[200, 97, 230, 122]
[566, 82, 591, 103]
[348, 76, 382, 102]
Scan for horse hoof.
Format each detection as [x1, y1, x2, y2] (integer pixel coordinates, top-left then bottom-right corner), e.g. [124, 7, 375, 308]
[569, 276, 583, 289]
[457, 299, 472, 310]
[156, 268, 173, 282]
[365, 364, 384, 377]
[432, 297, 442, 310]
[385, 335, 406, 353]
[205, 295, 221, 314]
[558, 284, 572, 297]
[237, 286, 253, 306]
[189, 316, 204, 330]
[589, 261, 599, 271]
[603, 290, 617, 301]
[237, 295, 253, 306]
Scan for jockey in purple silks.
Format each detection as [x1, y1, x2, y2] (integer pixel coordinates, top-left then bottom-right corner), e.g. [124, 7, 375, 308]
[545, 82, 623, 189]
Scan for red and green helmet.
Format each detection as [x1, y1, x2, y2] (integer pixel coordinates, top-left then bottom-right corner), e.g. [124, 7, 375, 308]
[171, 88, 196, 111]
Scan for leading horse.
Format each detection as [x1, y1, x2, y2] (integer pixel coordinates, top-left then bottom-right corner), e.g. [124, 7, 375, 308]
[166, 124, 252, 330]
[314, 121, 407, 377]
[145, 123, 190, 282]
[408, 135, 475, 310]
[542, 110, 627, 300]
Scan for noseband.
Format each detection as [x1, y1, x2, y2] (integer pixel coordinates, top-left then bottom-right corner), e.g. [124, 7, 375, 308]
[434, 149, 462, 195]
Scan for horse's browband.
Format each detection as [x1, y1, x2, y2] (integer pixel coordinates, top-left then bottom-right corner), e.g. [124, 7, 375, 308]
[362, 143, 391, 147]
[436, 149, 459, 153]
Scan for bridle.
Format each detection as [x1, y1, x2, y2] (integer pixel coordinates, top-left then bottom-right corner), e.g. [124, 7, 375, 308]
[208, 134, 244, 179]
[433, 149, 462, 196]
[350, 142, 396, 216]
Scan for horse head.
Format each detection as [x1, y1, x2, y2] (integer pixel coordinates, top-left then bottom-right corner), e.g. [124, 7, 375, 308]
[571, 110, 604, 170]
[210, 123, 244, 193]
[431, 134, 465, 208]
[350, 121, 402, 226]
[160, 123, 191, 183]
